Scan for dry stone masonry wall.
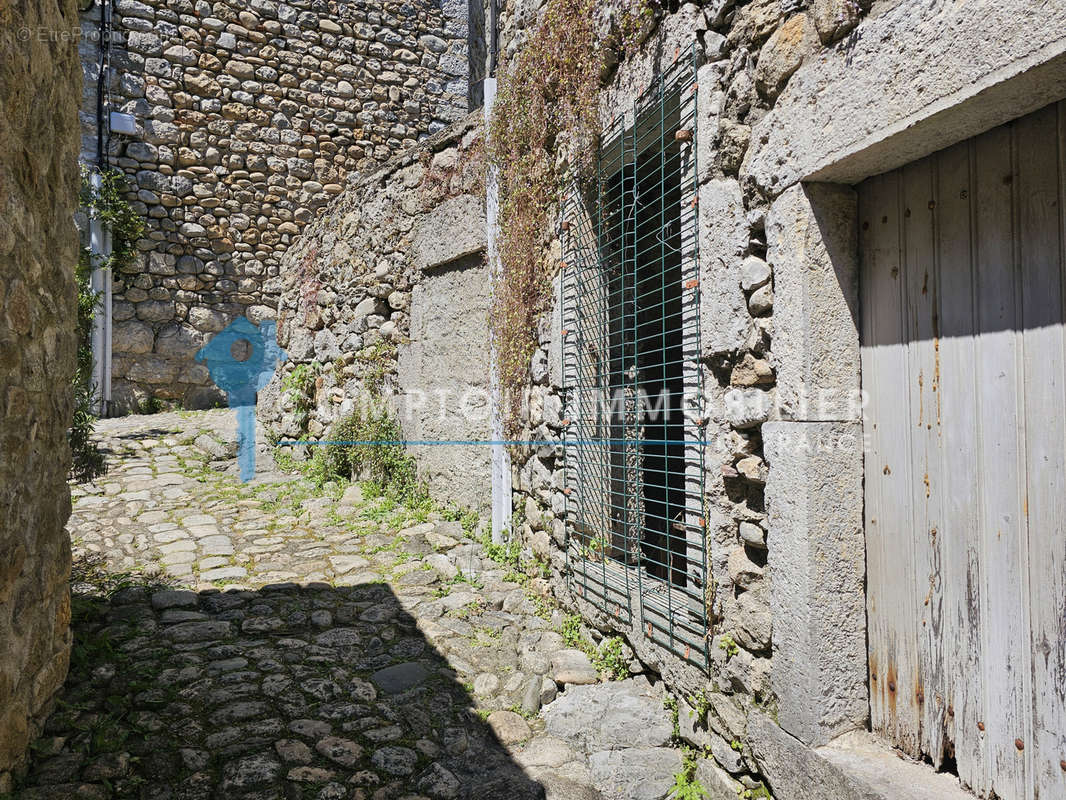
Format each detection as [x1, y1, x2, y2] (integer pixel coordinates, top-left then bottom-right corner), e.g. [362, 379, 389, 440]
[0, 0, 81, 788]
[78, 0, 475, 411]
[257, 114, 492, 511]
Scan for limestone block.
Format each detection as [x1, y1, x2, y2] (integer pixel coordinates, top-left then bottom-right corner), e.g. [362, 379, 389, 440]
[766, 183, 860, 421]
[750, 712, 978, 800]
[739, 521, 766, 548]
[728, 0, 783, 45]
[313, 328, 340, 360]
[177, 362, 210, 385]
[116, 0, 155, 20]
[187, 306, 229, 333]
[739, 256, 770, 291]
[695, 62, 726, 186]
[677, 696, 713, 749]
[136, 300, 176, 322]
[143, 119, 178, 144]
[763, 421, 866, 746]
[730, 353, 773, 387]
[754, 14, 817, 100]
[112, 320, 155, 355]
[589, 748, 681, 800]
[734, 584, 771, 651]
[412, 194, 486, 271]
[810, 0, 867, 44]
[699, 179, 751, 357]
[185, 72, 221, 96]
[396, 252, 491, 512]
[693, 758, 742, 799]
[749, 712, 869, 800]
[717, 119, 750, 175]
[542, 682, 674, 751]
[126, 31, 162, 56]
[724, 388, 774, 429]
[126, 141, 157, 162]
[728, 546, 763, 588]
[163, 45, 197, 66]
[748, 283, 773, 315]
[155, 323, 202, 357]
[126, 356, 181, 385]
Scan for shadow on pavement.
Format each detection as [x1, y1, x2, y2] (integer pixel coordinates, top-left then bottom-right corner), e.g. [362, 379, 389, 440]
[15, 569, 546, 800]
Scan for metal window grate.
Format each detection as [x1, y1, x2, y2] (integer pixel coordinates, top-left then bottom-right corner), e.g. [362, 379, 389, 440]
[560, 48, 709, 669]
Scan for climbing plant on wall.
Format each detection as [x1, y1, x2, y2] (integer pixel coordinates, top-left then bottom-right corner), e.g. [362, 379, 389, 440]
[71, 167, 145, 481]
[79, 167, 146, 274]
[488, 0, 657, 437]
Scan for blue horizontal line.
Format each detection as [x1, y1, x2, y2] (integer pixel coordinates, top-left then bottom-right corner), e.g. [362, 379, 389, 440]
[277, 439, 712, 447]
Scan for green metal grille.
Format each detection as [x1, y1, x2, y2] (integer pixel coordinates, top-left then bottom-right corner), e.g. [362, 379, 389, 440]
[561, 48, 709, 669]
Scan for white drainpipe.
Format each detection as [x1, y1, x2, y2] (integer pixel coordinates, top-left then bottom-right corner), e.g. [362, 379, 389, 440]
[485, 76, 512, 545]
[89, 171, 112, 417]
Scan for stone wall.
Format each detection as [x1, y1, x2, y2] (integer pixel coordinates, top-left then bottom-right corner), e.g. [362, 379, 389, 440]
[257, 114, 492, 511]
[251, 0, 1066, 795]
[0, 0, 81, 788]
[496, 1, 1066, 797]
[78, 0, 476, 411]
[495, 2, 866, 796]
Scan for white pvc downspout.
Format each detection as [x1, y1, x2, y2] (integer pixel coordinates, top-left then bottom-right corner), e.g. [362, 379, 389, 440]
[485, 75, 512, 546]
[89, 172, 112, 417]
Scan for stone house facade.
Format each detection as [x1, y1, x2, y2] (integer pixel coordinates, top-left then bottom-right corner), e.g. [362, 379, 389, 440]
[78, 0, 479, 411]
[263, 1, 1066, 798]
[0, 0, 82, 790]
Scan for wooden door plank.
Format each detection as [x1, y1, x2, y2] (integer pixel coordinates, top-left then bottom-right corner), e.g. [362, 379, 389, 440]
[859, 174, 887, 738]
[901, 156, 947, 763]
[1018, 102, 1066, 800]
[860, 172, 889, 738]
[933, 138, 988, 793]
[861, 170, 922, 751]
[972, 117, 1031, 800]
[1029, 98, 1066, 800]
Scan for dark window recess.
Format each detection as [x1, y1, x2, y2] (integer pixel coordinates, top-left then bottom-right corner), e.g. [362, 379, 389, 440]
[560, 48, 710, 670]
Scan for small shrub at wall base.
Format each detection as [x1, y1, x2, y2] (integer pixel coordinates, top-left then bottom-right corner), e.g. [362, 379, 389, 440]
[282, 361, 319, 434]
[594, 636, 630, 680]
[313, 401, 427, 503]
[668, 747, 708, 800]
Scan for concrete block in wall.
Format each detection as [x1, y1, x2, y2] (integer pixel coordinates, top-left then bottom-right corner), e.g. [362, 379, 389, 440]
[397, 251, 492, 512]
[698, 178, 752, 357]
[766, 183, 860, 422]
[413, 194, 486, 271]
[763, 421, 866, 747]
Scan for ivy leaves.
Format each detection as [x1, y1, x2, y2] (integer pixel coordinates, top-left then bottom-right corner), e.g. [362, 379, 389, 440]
[79, 165, 146, 275]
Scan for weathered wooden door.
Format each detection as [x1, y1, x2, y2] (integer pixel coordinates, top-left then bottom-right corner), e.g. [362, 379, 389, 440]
[860, 100, 1066, 800]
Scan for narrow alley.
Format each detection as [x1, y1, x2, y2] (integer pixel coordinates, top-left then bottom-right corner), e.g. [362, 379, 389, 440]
[17, 411, 688, 800]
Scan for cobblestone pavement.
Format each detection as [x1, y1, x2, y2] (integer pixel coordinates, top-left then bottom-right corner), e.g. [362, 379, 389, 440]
[14, 411, 687, 800]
